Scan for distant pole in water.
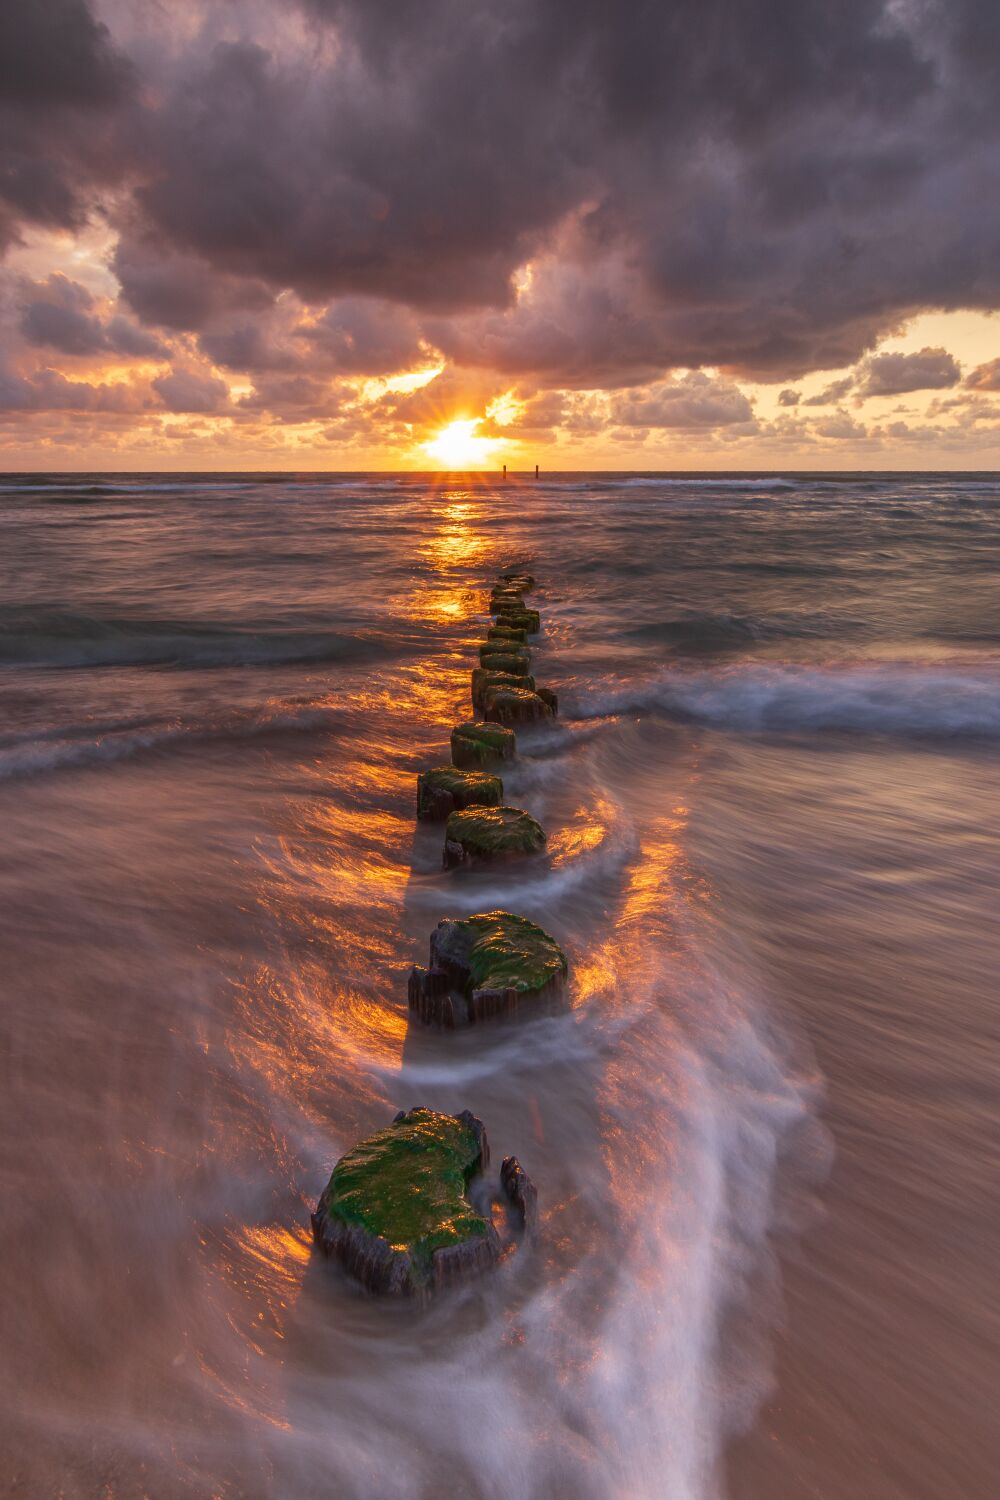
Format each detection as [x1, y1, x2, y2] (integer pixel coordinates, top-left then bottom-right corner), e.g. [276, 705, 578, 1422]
[502, 464, 507, 479]
[535, 464, 539, 478]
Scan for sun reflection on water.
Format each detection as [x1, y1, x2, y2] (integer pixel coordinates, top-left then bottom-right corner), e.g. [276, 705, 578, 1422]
[395, 485, 511, 626]
[212, 479, 534, 1378]
[227, 485, 514, 1144]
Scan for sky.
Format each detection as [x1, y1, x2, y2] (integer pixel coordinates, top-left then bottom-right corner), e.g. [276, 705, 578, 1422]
[2, 0, 1000, 470]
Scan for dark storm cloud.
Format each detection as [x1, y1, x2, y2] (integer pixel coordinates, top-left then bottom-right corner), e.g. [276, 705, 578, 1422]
[0, 0, 132, 246]
[198, 323, 298, 374]
[296, 300, 426, 376]
[3, 0, 1000, 396]
[113, 238, 274, 332]
[857, 346, 962, 396]
[17, 274, 167, 358]
[196, 297, 426, 382]
[104, 315, 169, 359]
[129, 30, 565, 313]
[19, 276, 105, 356]
[0, 0, 130, 106]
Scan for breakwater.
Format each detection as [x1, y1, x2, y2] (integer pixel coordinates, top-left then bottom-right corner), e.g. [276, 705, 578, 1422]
[312, 566, 562, 1292]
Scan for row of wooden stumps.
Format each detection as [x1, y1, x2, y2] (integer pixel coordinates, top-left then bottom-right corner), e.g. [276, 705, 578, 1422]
[311, 571, 567, 1295]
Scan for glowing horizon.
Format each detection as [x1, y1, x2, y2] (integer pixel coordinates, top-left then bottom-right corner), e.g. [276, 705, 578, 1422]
[1, 5, 999, 470]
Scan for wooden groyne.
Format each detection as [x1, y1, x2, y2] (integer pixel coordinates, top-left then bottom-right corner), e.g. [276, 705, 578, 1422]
[311, 566, 562, 1294]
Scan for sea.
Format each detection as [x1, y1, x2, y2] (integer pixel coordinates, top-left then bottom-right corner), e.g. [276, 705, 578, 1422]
[0, 471, 997, 1499]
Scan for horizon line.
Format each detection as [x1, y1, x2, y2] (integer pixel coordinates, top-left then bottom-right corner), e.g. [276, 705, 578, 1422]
[2, 466, 999, 478]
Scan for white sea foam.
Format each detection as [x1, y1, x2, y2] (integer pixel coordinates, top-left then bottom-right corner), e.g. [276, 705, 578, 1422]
[407, 817, 637, 914]
[575, 662, 1000, 739]
[234, 890, 826, 1500]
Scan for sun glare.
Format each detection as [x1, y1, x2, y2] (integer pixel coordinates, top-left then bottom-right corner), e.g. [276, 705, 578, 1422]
[424, 418, 500, 470]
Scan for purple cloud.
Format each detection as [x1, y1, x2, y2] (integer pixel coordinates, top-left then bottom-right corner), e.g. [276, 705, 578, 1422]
[857, 346, 961, 396]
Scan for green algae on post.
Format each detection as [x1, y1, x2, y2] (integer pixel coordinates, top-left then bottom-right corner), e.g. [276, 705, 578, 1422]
[409, 909, 568, 1026]
[417, 766, 503, 821]
[311, 1107, 499, 1294]
[444, 805, 546, 867]
[478, 646, 530, 672]
[498, 573, 535, 591]
[483, 684, 555, 725]
[471, 667, 535, 713]
[451, 720, 516, 769]
[492, 607, 540, 634]
[486, 625, 528, 644]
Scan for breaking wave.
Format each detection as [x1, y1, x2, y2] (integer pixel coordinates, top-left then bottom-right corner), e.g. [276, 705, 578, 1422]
[574, 662, 1000, 740]
[0, 702, 342, 780]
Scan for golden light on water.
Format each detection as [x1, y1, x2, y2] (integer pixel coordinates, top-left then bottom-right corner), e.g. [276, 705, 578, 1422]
[424, 417, 502, 470]
[416, 496, 493, 568]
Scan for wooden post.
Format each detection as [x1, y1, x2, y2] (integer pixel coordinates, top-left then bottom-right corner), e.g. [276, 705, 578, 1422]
[535, 464, 539, 478]
[502, 464, 507, 479]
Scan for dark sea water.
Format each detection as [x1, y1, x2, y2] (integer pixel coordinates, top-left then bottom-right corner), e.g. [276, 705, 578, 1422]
[0, 471, 997, 1499]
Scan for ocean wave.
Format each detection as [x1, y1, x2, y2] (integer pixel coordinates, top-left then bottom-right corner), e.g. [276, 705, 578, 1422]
[622, 609, 856, 651]
[505, 475, 797, 495]
[0, 702, 341, 780]
[574, 663, 1000, 739]
[0, 480, 261, 500]
[614, 476, 796, 490]
[624, 612, 765, 649]
[0, 613, 384, 669]
[0, 477, 409, 502]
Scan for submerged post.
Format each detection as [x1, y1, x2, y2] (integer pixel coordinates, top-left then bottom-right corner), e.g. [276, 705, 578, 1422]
[535, 464, 539, 478]
[503, 464, 507, 479]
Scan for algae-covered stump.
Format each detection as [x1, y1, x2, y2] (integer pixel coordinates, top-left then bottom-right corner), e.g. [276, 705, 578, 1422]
[417, 766, 503, 821]
[492, 606, 541, 635]
[498, 573, 535, 591]
[486, 625, 528, 645]
[409, 909, 568, 1026]
[483, 685, 556, 726]
[479, 652, 532, 680]
[472, 668, 535, 713]
[444, 805, 546, 868]
[451, 721, 516, 769]
[479, 643, 531, 670]
[311, 1107, 499, 1294]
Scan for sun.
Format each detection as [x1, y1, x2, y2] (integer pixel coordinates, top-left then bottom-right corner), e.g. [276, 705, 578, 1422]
[424, 417, 501, 470]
